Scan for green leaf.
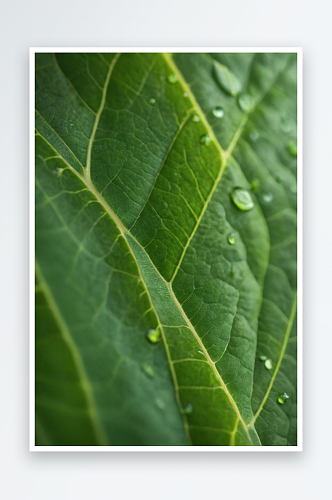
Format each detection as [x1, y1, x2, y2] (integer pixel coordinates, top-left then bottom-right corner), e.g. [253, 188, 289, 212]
[35, 52, 297, 446]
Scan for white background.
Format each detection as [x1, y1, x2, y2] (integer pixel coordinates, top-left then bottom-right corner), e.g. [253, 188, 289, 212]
[0, 0, 329, 498]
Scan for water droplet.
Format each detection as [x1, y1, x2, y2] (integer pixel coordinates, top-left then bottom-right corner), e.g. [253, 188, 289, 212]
[183, 403, 193, 415]
[53, 167, 64, 176]
[148, 98, 156, 105]
[146, 327, 161, 344]
[263, 192, 273, 203]
[251, 179, 260, 192]
[259, 355, 267, 361]
[287, 139, 297, 157]
[265, 359, 273, 370]
[192, 114, 200, 122]
[183, 92, 188, 98]
[275, 175, 282, 183]
[238, 94, 254, 112]
[198, 350, 204, 355]
[231, 187, 254, 211]
[200, 134, 211, 146]
[212, 106, 224, 118]
[156, 398, 165, 409]
[168, 73, 179, 83]
[290, 184, 297, 194]
[277, 392, 290, 405]
[213, 60, 241, 96]
[249, 130, 259, 142]
[141, 362, 154, 378]
[228, 232, 235, 245]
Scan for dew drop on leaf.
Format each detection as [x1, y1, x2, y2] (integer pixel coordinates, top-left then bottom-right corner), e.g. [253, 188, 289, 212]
[249, 130, 260, 142]
[183, 92, 188, 98]
[251, 179, 260, 192]
[192, 114, 200, 122]
[237, 93, 254, 112]
[287, 139, 297, 157]
[141, 362, 154, 378]
[156, 398, 165, 409]
[148, 98, 156, 105]
[200, 134, 211, 146]
[231, 187, 254, 211]
[146, 327, 161, 344]
[228, 232, 235, 245]
[213, 60, 241, 96]
[264, 359, 273, 370]
[263, 192, 273, 203]
[212, 106, 224, 118]
[277, 392, 290, 405]
[183, 403, 193, 415]
[259, 355, 267, 361]
[168, 73, 179, 83]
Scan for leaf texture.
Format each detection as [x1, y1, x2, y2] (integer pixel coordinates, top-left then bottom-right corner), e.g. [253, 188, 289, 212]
[35, 52, 297, 446]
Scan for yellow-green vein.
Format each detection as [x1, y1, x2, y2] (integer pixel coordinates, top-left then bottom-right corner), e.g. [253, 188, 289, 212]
[229, 417, 240, 446]
[35, 261, 108, 445]
[249, 293, 297, 426]
[167, 283, 255, 444]
[130, 108, 195, 231]
[85, 53, 121, 179]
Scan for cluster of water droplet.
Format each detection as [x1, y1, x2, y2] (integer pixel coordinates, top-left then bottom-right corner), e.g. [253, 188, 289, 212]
[149, 62, 297, 265]
[259, 355, 273, 370]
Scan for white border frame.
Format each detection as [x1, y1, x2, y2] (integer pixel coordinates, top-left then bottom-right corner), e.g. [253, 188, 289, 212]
[29, 47, 303, 452]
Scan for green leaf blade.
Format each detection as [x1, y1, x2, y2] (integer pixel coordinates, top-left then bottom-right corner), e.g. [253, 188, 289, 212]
[35, 134, 189, 445]
[35, 51, 297, 446]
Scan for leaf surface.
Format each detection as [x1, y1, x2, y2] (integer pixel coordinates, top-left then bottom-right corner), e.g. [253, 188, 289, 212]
[35, 52, 297, 446]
